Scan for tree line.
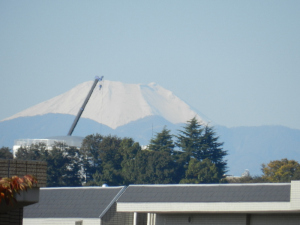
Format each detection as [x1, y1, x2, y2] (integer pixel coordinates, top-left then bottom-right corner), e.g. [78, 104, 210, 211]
[0, 118, 227, 187]
[1, 117, 300, 186]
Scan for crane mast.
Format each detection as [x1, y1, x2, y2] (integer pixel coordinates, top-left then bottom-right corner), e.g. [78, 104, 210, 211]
[67, 76, 104, 136]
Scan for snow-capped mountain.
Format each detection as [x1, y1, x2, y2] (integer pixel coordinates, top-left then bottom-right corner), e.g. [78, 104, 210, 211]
[2, 80, 205, 129]
[1, 79, 300, 176]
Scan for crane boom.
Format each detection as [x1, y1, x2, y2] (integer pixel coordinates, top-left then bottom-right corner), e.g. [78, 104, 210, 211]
[67, 76, 104, 136]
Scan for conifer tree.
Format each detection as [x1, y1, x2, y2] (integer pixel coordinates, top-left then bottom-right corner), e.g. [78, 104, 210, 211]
[176, 117, 228, 183]
[176, 117, 205, 161]
[201, 125, 227, 177]
[148, 126, 175, 154]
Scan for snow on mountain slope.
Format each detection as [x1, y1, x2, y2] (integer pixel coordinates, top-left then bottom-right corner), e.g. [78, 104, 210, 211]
[2, 80, 204, 129]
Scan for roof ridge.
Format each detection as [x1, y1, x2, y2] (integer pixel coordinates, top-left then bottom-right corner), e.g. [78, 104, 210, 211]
[127, 183, 291, 187]
[41, 186, 126, 190]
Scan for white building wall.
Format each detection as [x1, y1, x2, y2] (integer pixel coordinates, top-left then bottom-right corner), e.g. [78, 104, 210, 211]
[117, 202, 291, 213]
[291, 180, 300, 210]
[23, 218, 100, 225]
[251, 214, 300, 225]
[155, 213, 247, 225]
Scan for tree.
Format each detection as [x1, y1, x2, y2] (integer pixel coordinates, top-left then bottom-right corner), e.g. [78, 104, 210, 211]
[0, 147, 13, 159]
[82, 134, 124, 186]
[176, 117, 228, 183]
[80, 134, 103, 183]
[15, 143, 83, 187]
[15, 143, 46, 160]
[176, 117, 205, 161]
[120, 138, 141, 185]
[201, 125, 227, 177]
[45, 144, 83, 187]
[262, 158, 300, 182]
[180, 158, 220, 184]
[148, 126, 175, 154]
[134, 150, 176, 184]
[93, 135, 124, 186]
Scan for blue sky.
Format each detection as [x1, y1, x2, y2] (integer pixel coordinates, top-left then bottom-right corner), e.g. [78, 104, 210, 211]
[1, 1, 300, 129]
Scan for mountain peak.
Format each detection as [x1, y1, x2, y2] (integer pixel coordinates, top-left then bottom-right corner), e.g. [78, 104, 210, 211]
[2, 80, 205, 129]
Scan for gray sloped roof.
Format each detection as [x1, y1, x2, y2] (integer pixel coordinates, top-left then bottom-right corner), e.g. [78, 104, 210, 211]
[117, 183, 291, 203]
[24, 186, 125, 218]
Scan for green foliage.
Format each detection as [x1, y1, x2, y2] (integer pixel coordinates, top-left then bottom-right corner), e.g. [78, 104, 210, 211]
[176, 117, 204, 161]
[15, 143, 83, 187]
[227, 158, 300, 184]
[0, 147, 13, 159]
[120, 138, 141, 185]
[13, 118, 228, 186]
[15, 143, 46, 160]
[148, 126, 175, 154]
[83, 133, 177, 185]
[134, 150, 176, 184]
[82, 134, 124, 186]
[80, 134, 103, 182]
[180, 158, 219, 184]
[176, 117, 227, 183]
[201, 126, 227, 176]
[261, 158, 300, 182]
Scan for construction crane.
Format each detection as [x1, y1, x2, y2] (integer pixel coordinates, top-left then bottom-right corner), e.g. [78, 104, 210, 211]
[67, 76, 104, 136]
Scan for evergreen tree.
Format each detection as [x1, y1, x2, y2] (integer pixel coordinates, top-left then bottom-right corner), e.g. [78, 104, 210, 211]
[148, 126, 175, 154]
[176, 117, 205, 161]
[201, 125, 227, 177]
[176, 117, 228, 183]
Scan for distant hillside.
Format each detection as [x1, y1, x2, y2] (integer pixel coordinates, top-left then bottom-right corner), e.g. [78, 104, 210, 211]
[216, 125, 300, 176]
[1, 114, 300, 176]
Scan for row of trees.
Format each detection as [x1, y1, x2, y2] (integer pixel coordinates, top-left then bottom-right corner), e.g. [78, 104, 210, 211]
[0, 118, 228, 186]
[1, 117, 299, 186]
[83, 117, 227, 185]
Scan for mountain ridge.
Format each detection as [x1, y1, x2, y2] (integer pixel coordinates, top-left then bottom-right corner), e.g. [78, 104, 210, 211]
[1, 80, 205, 129]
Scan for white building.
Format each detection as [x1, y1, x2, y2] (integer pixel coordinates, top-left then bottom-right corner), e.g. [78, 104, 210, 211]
[13, 136, 84, 157]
